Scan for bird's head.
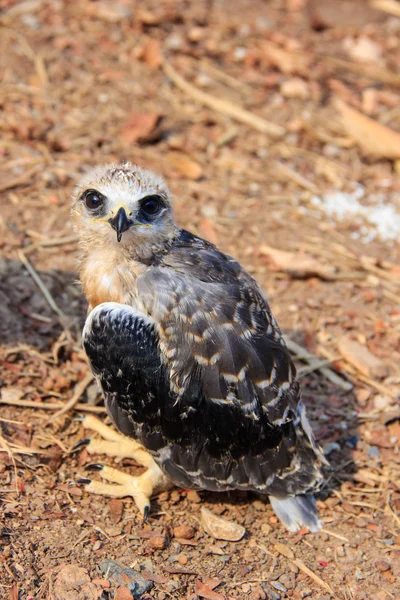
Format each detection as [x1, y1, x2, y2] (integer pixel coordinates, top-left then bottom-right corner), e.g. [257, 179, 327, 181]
[71, 162, 176, 261]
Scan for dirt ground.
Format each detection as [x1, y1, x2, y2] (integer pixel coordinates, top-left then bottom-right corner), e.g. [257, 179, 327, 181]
[1, 1, 400, 599]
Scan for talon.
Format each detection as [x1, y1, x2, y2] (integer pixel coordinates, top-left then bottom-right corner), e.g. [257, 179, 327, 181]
[72, 438, 91, 451]
[85, 463, 104, 472]
[143, 505, 150, 523]
[77, 477, 92, 485]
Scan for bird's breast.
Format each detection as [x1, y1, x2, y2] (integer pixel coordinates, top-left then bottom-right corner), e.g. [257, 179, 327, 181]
[81, 253, 145, 310]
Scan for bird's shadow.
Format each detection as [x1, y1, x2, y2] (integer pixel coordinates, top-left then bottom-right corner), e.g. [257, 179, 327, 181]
[0, 256, 358, 518]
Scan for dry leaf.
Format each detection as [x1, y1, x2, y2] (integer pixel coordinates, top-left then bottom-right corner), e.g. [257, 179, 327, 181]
[335, 98, 400, 158]
[119, 113, 160, 145]
[115, 588, 133, 600]
[200, 507, 245, 541]
[84, 2, 132, 23]
[195, 580, 225, 600]
[259, 245, 336, 280]
[56, 484, 83, 496]
[8, 585, 18, 600]
[109, 498, 124, 524]
[167, 154, 203, 180]
[274, 542, 295, 560]
[337, 335, 389, 379]
[140, 39, 163, 69]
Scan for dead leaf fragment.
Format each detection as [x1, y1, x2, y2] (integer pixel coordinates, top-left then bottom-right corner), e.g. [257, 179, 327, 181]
[167, 154, 203, 180]
[195, 580, 225, 600]
[8, 585, 18, 600]
[338, 335, 389, 379]
[119, 113, 160, 145]
[274, 542, 295, 560]
[140, 38, 163, 69]
[259, 245, 336, 280]
[335, 98, 400, 158]
[115, 588, 133, 600]
[200, 507, 245, 541]
[109, 498, 124, 524]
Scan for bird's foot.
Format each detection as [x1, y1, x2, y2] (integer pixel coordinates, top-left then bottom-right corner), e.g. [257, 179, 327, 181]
[74, 415, 171, 518]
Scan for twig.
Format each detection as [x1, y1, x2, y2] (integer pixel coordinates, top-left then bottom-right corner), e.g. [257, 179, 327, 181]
[199, 58, 252, 94]
[297, 357, 339, 377]
[274, 161, 318, 193]
[370, 0, 400, 18]
[163, 59, 284, 138]
[322, 55, 400, 87]
[386, 492, 400, 529]
[258, 542, 336, 596]
[318, 346, 398, 399]
[285, 338, 353, 391]
[293, 558, 335, 595]
[47, 372, 94, 422]
[17, 250, 70, 328]
[0, 435, 19, 495]
[0, 165, 42, 193]
[0, 396, 106, 414]
[321, 528, 349, 542]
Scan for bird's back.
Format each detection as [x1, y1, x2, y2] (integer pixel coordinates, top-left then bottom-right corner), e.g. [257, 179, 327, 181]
[84, 229, 325, 501]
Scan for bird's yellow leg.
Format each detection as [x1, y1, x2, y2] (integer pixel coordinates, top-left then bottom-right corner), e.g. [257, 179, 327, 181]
[74, 415, 172, 518]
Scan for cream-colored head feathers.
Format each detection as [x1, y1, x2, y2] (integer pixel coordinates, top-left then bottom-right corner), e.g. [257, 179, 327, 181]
[71, 162, 177, 263]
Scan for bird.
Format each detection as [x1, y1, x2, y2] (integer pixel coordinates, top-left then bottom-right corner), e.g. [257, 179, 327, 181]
[71, 161, 327, 532]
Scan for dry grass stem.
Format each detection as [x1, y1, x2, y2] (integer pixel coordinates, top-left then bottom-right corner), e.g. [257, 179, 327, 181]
[163, 59, 285, 138]
[17, 251, 70, 327]
[0, 396, 106, 414]
[47, 371, 94, 422]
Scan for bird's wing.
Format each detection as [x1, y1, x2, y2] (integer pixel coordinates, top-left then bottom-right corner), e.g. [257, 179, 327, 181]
[138, 244, 295, 425]
[132, 237, 325, 496]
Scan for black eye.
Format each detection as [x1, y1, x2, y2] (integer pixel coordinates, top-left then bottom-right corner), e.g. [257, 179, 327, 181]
[83, 190, 104, 210]
[140, 195, 162, 216]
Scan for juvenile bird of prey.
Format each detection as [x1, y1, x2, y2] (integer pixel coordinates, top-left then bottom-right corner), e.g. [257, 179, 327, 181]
[71, 162, 326, 532]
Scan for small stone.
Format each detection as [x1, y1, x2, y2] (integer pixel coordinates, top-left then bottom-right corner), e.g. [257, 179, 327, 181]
[274, 542, 294, 560]
[355, 569, 365, 581]
[177, 554, 188, 566]
[376, 560, 390, 572]
[186, 490, 201, 503]
[200, 507, 246, 542]
[261, 523, 271, 535]
[271, 581, 287, 593]
[280, 78, 309, 99]
[100, 560, 153, 597]
[148, 535, 167, 550]
[173, 525, 195, 540]
[373, 395, 392, 410]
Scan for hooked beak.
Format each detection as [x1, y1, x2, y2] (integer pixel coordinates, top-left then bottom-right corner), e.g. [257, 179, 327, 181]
[108, 207, 134, 242]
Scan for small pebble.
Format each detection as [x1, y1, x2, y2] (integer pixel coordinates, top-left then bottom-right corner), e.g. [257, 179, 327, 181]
[355, 569, 365, 581]
[376, 560, 390, 572]
[186, 490, 201, 503]
[271, 581, 287, 593]
[177, 554, 188, 566]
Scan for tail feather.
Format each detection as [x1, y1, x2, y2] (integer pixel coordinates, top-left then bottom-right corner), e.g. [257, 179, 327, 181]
[269, 494, 321, 532]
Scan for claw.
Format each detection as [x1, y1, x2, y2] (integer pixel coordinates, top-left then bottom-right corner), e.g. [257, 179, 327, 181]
[77, 478, 92, 485]
[72, 438, 91, 451]
[142, 505, 150, 523]
[85, 463, 104, 472]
